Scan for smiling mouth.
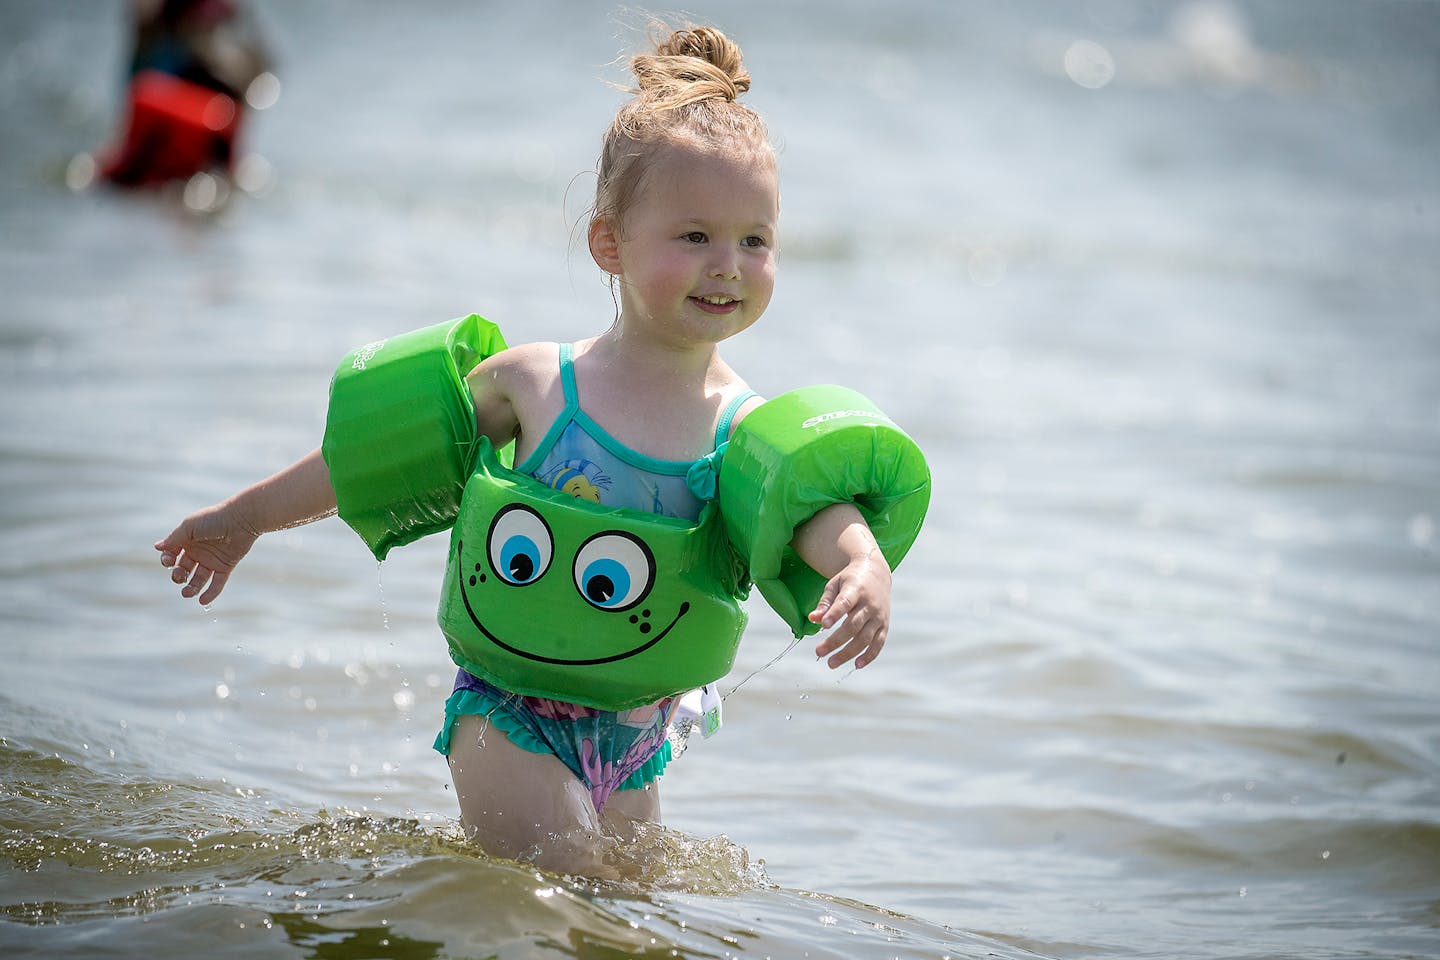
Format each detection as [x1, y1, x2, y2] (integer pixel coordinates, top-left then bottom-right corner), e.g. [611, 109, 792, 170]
[690, 295, 739, 314]
[456, 540, 690, 665]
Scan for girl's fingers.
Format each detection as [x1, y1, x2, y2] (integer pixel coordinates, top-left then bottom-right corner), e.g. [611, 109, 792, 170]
[170, 552, 195, 582]
[824, 634, 868, 669]
[813, 585, 856, 629]
[808, 584, 834, 622]
[818, 617, 886, 669]
[853, 631, 886, 668]
[181, 564, 212, 598]
[817, 612, 868, 664]
[198, 572, 228, 606]
[814, 616, 855, 657]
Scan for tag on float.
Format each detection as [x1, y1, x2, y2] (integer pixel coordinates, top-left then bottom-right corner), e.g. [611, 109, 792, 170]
[700, 683, 722, 738]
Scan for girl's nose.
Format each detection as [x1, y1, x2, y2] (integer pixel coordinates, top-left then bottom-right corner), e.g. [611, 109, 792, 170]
[710, 250, 740, 280]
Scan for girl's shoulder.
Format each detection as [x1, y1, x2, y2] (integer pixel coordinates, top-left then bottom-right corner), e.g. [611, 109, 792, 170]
[475, 340, 561, 389]
[725, 390, 767, 436]
[468, 340, 564, 409]
[709, 361, 766, 434]
[487, 339, 560, 370]
[467, 341, 566, 448]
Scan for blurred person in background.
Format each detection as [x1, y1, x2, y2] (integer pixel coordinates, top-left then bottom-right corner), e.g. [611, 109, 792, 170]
[96, 0, 273, 189]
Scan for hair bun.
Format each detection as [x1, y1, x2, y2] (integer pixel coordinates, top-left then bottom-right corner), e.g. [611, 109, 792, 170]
[631, 25, 751, 107]
[595, 22, 772, 227]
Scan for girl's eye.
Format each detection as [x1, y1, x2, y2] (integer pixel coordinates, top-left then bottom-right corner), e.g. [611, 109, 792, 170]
[487, 505, 553, 585]
[742, 235, 768, 248]
[683, 231, 707, 243]
[572, 532, 655, 610]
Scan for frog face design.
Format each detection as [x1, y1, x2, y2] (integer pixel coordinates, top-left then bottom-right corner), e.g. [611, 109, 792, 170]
[454, 502, 692, 666]
[434, 447, 751, 710]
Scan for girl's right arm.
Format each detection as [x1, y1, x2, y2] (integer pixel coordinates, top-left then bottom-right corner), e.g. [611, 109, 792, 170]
[155, 447, 336, 605]
[157, 345, 532, 606]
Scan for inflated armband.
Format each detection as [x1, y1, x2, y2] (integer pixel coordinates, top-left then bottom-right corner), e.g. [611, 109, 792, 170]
[719, 385, 931, 637]
[322, 314, 509, 560]
[437, 439, 751, 711]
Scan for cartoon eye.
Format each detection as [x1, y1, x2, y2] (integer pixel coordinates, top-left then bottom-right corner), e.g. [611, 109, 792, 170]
[572, 531, 655, 611]
[487, 504, 553, 586]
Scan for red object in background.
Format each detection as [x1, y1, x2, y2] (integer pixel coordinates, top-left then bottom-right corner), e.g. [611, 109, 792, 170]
[98, 70, 242, 187]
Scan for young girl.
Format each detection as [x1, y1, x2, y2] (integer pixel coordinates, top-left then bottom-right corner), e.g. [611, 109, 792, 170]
[155, 25, 894, 875]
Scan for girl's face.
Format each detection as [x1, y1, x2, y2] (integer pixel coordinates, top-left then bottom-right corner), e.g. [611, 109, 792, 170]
[601, 144, 779, 348]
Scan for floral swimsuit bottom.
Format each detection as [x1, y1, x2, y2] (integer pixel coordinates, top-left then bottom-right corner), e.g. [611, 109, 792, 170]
[433, 670, 679, 812]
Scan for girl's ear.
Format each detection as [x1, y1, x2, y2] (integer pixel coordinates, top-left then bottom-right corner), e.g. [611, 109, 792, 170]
[588, 216, 623, 276]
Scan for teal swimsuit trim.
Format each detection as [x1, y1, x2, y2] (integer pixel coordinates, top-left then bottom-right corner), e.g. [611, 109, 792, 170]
[515, 343, 756, 518]
[433, 679, 675, 809]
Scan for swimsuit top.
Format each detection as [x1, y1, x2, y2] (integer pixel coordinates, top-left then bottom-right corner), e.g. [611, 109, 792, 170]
[514, 343, 756, 522]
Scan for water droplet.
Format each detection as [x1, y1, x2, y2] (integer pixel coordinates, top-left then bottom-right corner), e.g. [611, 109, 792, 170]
[376, 563, 391, 631]
[233, 153, 273, 194]
[967, 246, 1008, 286]
[182, 171, 228, 213]
[244, 72, 281, 110]
[1064, 39, 1116, 89]
[65, 153, 96, 191]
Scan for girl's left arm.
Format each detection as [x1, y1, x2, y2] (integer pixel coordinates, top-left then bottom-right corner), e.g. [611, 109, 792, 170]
[791, 504, 893, 669]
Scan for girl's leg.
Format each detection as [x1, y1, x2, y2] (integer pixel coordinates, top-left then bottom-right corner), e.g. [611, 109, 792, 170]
[446, 713, 614, 876]
[600, 782, 661, 841]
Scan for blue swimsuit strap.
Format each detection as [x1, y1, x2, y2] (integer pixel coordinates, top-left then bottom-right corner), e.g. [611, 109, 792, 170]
[715, 389, 758, 447]
[519, 344, 757, 476]
[511, 343, 581, 477]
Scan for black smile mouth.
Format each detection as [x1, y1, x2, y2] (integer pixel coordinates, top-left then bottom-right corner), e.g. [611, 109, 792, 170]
[456, 540, 690, 665]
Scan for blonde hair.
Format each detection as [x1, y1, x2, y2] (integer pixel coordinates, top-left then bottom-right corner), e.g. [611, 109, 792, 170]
[594, 24, 773, 230]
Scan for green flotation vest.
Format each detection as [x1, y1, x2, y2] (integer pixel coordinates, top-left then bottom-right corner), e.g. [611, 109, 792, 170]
[322, 316, 931, 710]
[436, 437, 750, 709]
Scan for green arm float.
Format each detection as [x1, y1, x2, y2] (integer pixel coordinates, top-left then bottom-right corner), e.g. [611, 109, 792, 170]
[718, 385, 931, 637]
[321, 314, 510, 560]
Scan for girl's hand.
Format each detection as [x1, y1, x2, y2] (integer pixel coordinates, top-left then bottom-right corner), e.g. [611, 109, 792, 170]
[809, 545, 893, 670]
[154, 500, 261, 605]
[154, 447, 337, 606]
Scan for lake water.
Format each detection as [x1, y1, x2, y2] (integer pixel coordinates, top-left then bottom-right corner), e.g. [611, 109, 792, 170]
[2, 2, 1437, 958]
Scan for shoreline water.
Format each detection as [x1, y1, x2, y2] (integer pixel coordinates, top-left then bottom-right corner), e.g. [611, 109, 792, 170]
[3, 2, 1437, 957]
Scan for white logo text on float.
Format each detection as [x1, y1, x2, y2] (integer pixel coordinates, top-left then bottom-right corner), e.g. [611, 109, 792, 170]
[352, 340, 386, 371]
[800, 409, 883, 430]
